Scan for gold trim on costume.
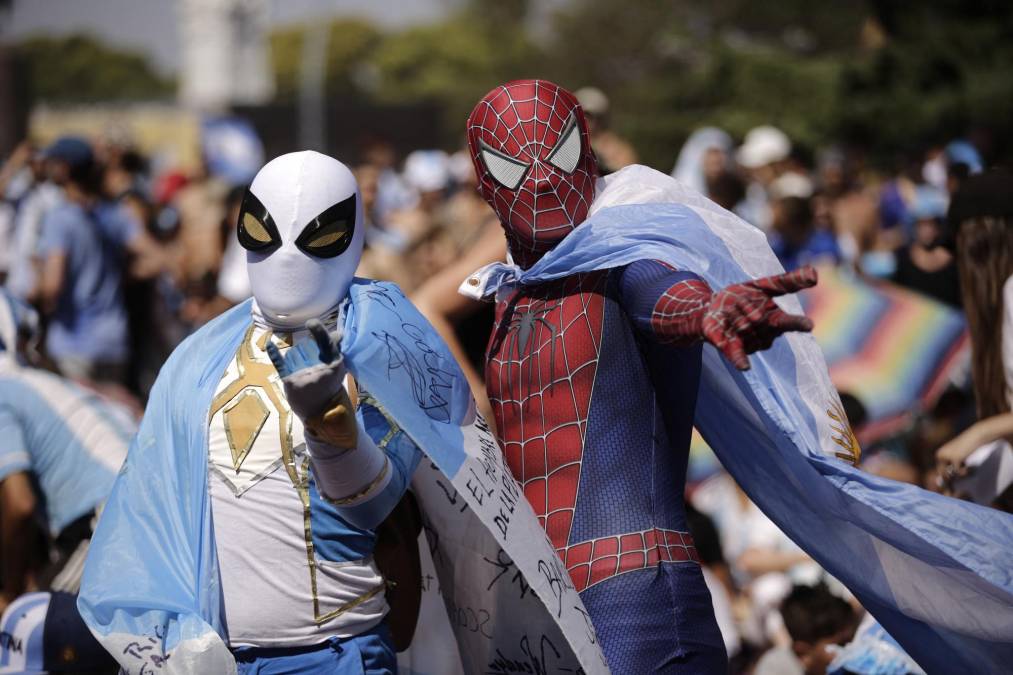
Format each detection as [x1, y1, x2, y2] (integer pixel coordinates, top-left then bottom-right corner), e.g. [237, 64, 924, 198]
[359, 392, 399, 449]
[300, 457, 386, 623]
[320, 457, 391, 506]
[209, 326, 300, 485]
[222, 389, 270, 473]
[315, 581, 387, 625]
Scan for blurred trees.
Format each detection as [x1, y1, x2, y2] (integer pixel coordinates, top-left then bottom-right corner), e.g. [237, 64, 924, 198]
[14, 34, 173, 103]
[269, 0, 539, 144]
[269, 18, 381, 102]
[837, 1, 1013, 160]
[541, 0, 852, 167]
[8, 1, 1012, 168]
[265, 0, 1013, 168]
[367, 14, 535, 137]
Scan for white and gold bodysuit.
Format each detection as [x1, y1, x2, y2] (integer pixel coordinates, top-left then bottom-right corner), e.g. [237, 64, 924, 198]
[207, 324, 387, 648]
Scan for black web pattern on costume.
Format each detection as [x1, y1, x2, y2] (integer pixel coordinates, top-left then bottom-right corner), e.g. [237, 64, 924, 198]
[486, 273, 607, 551]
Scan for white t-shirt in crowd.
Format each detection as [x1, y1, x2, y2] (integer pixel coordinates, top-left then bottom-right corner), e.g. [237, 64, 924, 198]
[217, 234, 252, 304]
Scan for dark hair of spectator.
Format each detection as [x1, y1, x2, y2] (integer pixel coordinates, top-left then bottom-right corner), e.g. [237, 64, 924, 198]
[684, 501, 725, 566]
[69, 158, 102, 194]
[780, 197, 813, 231]
[948, 162, 970, 185]
[838, 391, 868, 431]
[949, 172, 1013, 417]
[956, 215, 1013, 417]
[780, 583, 855, 645]
[225, 184, 249, 213]
[707, 170, 746, 212]
[119, 150, 148, 176]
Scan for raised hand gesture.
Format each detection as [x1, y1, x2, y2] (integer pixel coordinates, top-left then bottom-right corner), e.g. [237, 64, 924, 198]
[702, 266, 817, 370]
[265, 319, 357, 450]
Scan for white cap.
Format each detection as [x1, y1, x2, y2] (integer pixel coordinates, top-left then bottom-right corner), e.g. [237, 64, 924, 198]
[737, 125, 791, 169]
[403, 150, 451, 193]
[770, 171, 814, 200]
[448, 150, 476, 184]
[575, 87, 609, 116]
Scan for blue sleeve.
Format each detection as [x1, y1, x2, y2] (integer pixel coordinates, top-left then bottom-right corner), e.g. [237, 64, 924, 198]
[617, 259, 703, 337]
[334, 398, 424, 530]
[102, 204, 140, 247]
[36, 207, 71, 256]
[0, 405, 31, 482]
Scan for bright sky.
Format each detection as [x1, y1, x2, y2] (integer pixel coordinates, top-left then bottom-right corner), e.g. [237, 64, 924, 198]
[0, 0, 457, 74]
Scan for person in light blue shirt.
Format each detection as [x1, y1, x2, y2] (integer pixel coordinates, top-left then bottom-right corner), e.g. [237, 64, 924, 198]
[34, 137, 140, 385]
[0, 289, 133, 611]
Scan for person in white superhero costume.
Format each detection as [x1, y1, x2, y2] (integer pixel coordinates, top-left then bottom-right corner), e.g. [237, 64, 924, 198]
[84, 152, 422, 674]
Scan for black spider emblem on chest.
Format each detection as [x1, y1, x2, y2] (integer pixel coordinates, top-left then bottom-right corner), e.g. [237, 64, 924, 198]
[502, 300, 562, 395]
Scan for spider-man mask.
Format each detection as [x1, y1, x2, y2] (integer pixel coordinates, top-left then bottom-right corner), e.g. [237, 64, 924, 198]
[467, 79, 599, 268]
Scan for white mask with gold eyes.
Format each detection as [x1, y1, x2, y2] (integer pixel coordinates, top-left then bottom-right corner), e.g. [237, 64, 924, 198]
[241, 151, 364, 330]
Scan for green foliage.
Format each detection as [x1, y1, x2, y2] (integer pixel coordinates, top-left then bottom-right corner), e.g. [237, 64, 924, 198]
[624, 45, 843, 168]
[15, 34, 173, 103]
[545, 0, 685, 92]
[837, 4, 1013, 160]
[532, 0, 1012, 168]
[267, 0, 860, 160]
[366, 17, 538, 139]
[270, 18, 382, 101]
[703, 0, 868, 53]
[269, 5, 540, 144]
[22, 2, 1007, 165]
[540, 0, 850, 168]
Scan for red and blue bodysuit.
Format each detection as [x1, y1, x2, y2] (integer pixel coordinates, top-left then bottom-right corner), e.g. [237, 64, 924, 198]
[467, 79, 815, 672]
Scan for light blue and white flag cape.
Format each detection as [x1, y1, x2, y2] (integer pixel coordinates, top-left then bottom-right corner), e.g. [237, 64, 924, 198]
[79, 281, 608, 674]
[461, 165, 1013, 675]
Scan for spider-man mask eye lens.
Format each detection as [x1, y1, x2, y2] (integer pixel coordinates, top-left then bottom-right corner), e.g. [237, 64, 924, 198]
[546, 116, 581, 174]
[479, 142, 529, 190]
[295, 193, 357, 259]
[237, 191, 281, 252]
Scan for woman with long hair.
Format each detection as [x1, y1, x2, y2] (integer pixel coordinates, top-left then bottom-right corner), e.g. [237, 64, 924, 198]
[936, 171, 1013, 510]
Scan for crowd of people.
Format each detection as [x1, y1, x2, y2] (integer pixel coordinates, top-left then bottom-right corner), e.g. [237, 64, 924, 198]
[0, 83, 1009, 674]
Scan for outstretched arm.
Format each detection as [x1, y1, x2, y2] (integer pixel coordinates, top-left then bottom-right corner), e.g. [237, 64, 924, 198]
[619, 260, 817, 369]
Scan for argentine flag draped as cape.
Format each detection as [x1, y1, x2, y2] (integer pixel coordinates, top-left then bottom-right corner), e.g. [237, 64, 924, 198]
[462, 165, 1013, 675]
[78, 281, 608, 674]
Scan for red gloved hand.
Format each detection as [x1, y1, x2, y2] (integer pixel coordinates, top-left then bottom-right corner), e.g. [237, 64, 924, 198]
[702, 266, 817, 370]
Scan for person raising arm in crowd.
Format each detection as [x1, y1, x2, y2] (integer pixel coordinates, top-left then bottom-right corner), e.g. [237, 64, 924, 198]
[32, 137, 144, 388]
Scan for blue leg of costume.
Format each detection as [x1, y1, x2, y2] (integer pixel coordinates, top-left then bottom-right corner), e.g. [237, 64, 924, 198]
[580, 564, 727, 673]
[233, 622, 395, 675]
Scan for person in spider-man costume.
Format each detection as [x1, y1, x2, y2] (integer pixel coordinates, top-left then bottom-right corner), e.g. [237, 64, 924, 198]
[464, 79, 817, 672]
